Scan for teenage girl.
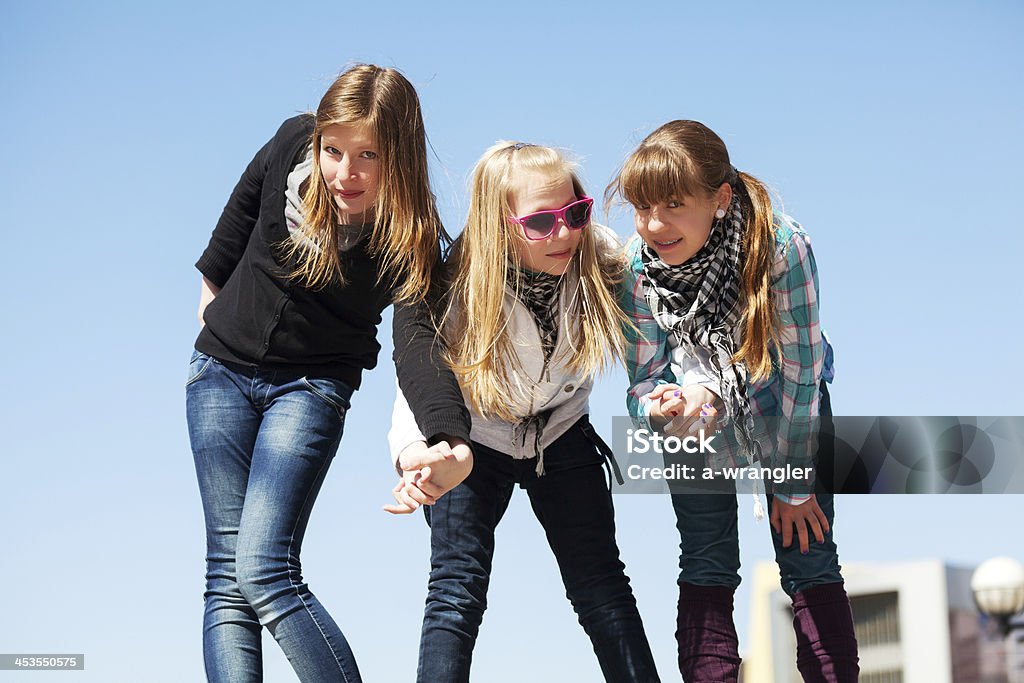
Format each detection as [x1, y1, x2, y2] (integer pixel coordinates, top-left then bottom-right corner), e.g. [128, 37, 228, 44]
[386, 142, 661, 683]
[186, 64, 472, 683]
[610, 120, 859, 682]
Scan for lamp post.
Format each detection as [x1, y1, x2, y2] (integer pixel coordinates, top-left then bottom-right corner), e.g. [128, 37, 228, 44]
[972, 557, 1024, 683]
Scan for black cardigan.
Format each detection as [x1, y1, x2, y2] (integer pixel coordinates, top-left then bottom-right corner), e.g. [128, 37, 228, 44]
[194, 115, 469, 443]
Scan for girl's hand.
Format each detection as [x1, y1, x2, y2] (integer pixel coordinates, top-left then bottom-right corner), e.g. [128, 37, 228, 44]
[647, 384, 722, 436]
[770, 495, 830, 555]
[383, 468, 438, 515]
[404, 439, 473, 499]
[647, 383, 682, 423]
[383, 439, 474, 514]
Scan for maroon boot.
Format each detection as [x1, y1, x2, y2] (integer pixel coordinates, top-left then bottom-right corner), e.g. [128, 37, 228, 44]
[791, 582, 860, 682]
[676, 582, 742, 682]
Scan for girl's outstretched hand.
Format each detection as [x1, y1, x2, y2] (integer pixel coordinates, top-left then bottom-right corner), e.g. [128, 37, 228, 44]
[770, 495, 830, 555]
[383, 439, 474, 515]
[406, 439, 473, 498]
[383, 468, 437, 515]
[646, 384, 722, 436]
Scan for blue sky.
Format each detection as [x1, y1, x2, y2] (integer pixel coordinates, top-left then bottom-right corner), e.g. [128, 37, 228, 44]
[1, 1, 1022, 681]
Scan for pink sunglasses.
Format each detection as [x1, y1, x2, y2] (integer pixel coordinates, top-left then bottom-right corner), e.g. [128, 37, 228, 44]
[508, 196, 594, 241]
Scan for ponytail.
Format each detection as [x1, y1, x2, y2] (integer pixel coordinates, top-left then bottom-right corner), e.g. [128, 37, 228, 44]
[733, 171, 780, 381]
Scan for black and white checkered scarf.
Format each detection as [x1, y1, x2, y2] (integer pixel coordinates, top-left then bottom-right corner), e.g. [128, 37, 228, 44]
[639, 195, 759, 459]
[513, 266, 561, 363]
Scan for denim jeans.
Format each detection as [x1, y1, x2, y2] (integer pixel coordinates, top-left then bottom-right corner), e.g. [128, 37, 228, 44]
[185, 350, 361, 683]
[418, 417, 660, 683]
[669, 382, 843, 597]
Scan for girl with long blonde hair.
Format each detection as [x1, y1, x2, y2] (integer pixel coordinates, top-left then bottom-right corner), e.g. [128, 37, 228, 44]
[186, 64, 471, 682]
[386, 141, 661, 682]
[610, 120, 858, 682]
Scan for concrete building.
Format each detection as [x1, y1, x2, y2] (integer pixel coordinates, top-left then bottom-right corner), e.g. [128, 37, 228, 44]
[742, 559, 1023, 683]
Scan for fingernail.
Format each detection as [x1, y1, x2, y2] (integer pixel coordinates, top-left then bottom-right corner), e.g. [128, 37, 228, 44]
[670, 411, 679, 417]
[801, 550, 809, 555]
[702, 402, 713, 410]
[673, 390, 681, 397]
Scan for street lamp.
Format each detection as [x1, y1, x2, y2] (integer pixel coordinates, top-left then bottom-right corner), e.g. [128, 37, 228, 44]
[972, 557, 1024, 636]
[973, 557, 1024, 683]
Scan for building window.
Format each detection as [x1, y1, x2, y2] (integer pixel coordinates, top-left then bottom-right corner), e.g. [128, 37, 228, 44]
[851, 592, 901, 647]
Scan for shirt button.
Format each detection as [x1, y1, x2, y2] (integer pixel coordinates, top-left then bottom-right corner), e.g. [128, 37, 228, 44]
[564, 384, 574, 393]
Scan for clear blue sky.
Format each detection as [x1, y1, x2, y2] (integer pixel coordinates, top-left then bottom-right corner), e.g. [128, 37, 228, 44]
[1, 1, 1022, 681]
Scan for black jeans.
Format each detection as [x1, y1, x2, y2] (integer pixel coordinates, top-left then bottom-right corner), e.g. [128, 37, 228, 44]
[417, 417, 660, 682]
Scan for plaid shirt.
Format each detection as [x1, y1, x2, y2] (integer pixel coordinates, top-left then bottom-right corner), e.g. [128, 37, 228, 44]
[621, 212, 834, 502]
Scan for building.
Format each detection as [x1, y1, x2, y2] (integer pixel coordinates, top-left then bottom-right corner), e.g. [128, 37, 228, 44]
[742, 559, 1023, 683]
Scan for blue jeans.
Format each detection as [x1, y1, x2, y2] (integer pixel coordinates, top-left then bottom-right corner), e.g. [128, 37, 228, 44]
[418, 418, 660, 683]
[670, 382, 843, 597]
[185, 350, 361, 683]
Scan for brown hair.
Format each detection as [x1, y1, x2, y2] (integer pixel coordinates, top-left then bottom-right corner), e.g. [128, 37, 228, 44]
[605, 120, 780, 381]
[284, 64, 447, 304]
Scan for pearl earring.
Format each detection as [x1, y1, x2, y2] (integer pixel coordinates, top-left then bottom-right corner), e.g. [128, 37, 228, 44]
[715, 208, 726, 219]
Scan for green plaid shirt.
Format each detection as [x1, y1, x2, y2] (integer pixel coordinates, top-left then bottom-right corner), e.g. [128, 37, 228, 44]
[621, 213, 834, 502]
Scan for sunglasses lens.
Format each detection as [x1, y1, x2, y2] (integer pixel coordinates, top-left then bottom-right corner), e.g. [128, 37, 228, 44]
[565, 201, 591, 229]
[522, 214, 556, 239]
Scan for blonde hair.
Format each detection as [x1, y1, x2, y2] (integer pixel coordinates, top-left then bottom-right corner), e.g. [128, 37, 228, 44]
[605, 120, 780, 381]
[443, 141, 630, 420]
[284, 64, 447, 304]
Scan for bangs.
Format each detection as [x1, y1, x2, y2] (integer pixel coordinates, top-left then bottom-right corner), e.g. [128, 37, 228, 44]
[618, 144, 706, 207]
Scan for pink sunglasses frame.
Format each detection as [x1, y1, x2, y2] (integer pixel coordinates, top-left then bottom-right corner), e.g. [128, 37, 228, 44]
[507, 196, 594, 241]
